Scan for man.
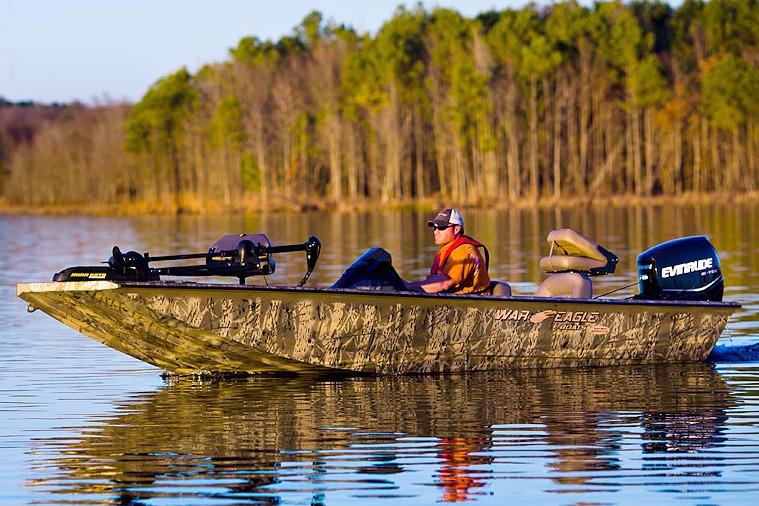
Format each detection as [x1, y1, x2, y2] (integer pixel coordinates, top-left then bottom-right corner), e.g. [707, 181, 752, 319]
[407, 208, 491, 294]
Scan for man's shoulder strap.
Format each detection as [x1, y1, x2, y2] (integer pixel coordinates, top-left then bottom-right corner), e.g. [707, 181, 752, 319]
[433, 235, 489, 273]
[461, 235, 489, 271]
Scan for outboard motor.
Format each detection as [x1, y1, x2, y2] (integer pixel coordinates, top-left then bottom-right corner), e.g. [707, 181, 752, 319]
[637, 236, 723, 301]
[332, 248, 407, 291]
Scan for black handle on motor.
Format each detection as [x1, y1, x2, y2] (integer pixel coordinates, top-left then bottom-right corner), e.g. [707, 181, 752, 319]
[297, 236, 321, 287]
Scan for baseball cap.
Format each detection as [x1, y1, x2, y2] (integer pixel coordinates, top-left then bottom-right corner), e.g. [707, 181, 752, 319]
[427, 208, 464, 228]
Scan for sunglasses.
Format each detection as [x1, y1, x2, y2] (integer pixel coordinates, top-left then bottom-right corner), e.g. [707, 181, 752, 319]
[432, 224, 453, 231]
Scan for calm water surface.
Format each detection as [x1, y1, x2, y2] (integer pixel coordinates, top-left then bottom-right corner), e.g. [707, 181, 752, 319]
[2, 204, 759, 505]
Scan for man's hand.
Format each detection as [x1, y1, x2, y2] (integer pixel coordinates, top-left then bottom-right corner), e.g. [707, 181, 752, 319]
[404, 274, 455, 293]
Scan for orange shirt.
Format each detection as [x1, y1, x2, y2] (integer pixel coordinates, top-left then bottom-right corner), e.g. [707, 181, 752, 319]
[436, 242, 490, 294]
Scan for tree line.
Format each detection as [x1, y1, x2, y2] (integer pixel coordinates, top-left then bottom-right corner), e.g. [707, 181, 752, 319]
[2, 0, 758, 212]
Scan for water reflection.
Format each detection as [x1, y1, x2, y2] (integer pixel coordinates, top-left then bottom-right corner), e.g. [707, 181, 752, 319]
[436, 435, 494, 502]
[27, 363, 733, 503]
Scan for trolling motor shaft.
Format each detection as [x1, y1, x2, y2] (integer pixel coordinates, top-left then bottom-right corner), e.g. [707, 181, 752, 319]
[52, 234, 321, 287]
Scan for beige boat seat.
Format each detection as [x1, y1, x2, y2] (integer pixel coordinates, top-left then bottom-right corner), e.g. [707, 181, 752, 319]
[489, 280, 512, 297]
[536, 229, 617, 298]
[536, 272, 592, 298]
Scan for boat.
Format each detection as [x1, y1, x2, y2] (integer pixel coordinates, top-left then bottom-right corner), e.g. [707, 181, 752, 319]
[17, 230, 740, 375]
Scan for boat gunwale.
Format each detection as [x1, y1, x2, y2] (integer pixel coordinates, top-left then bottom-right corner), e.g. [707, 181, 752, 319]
[18, 280, 742, 311]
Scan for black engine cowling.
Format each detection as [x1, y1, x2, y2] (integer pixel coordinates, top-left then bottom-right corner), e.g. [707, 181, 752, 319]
[331, 248, 407, 291]
[637, 235, 723, 301]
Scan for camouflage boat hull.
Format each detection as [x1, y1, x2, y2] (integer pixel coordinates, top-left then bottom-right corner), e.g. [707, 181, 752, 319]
[17, 280, 739, 375]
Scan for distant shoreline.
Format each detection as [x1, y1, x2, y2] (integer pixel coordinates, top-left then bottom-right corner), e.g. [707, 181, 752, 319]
[2, 192, 758, 217]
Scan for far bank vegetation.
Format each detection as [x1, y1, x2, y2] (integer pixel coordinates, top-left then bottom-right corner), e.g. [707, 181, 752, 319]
[1, 0, 758, 213]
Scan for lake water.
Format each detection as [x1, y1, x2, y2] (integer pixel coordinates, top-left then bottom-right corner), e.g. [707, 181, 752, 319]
[2, 203, 759, 505]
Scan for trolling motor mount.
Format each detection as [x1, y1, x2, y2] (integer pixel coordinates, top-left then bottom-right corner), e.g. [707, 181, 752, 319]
[52, 234, 321, 286]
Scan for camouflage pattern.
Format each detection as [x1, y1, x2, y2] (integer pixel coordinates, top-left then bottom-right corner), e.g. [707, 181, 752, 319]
[17, 281, 739, 375]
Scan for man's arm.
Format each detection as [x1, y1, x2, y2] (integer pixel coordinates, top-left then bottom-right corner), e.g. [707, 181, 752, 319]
[419, 274, 457, 293]
[435, 248, 477, 293]
[404, 274, 456, 293]
[405, 245, 478, 294]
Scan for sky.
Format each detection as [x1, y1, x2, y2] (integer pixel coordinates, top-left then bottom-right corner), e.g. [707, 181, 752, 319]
[0, 0, 535, 104]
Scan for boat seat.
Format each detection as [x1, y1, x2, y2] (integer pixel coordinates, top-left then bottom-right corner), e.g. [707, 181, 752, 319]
[535, 272, 592, 298]
[489, 280, 512, 297]
[536, 229, 617, 299]
[539, 228, 617, 275]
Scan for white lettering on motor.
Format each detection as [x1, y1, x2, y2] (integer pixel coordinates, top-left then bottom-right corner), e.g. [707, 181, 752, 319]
[661, 258, 713, 278]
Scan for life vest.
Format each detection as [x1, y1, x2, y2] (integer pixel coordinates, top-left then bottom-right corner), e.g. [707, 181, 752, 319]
[429, 235, 490, 277]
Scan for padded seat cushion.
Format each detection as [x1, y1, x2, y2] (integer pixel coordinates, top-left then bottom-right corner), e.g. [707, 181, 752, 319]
[539, 255, 608, 273]
[536, 272, 593, 298]
[489, 280, 512, 297]
[546, 228, 607, 262]
[541, 228, 613, 274]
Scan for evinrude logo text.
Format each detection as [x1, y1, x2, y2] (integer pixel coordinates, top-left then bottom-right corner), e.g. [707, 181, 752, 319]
[661, 258, 713, 278]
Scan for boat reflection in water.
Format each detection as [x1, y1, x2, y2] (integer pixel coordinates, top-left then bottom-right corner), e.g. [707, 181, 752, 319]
[26, 364, 733, 503]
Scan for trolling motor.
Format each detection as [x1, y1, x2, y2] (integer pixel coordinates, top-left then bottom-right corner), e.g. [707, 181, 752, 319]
[52, 234, 321, 287]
